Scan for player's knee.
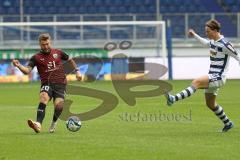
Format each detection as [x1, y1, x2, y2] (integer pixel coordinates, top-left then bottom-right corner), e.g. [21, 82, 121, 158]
[40, 93, 49, 104]
[191, 79, 201, 88]
[55, 101, 64, 109]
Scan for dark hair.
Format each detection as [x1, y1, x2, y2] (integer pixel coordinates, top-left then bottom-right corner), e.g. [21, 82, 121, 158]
[205, 20, 221, 32]
[38, 33, 51, 42]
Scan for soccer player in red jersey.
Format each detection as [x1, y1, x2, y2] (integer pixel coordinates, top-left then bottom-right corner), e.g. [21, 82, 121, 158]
[12, 33, 82, 133]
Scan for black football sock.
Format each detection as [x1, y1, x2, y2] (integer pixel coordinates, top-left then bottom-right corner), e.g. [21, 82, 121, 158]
[36, 102, 46, 124]
[53, 102, 64, 122]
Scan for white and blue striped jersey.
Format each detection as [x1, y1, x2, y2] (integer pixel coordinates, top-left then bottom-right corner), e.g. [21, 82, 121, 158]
[194, 34, 240, 77]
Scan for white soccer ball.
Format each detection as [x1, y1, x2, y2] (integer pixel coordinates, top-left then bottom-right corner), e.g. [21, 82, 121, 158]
[66, 116, 81, 132]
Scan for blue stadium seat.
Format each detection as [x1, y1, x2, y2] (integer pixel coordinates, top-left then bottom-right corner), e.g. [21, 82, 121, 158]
[136, 15, 157, 21]
[108, 6, 118, 14]
[23, 0, 32, 7]
[98, 6, 107, 14]
[83, 26, 107, 40]
[58, 7, 68, 14]
[113, 0, 122, 6]
[3, 28, 21, 40]
[68, 7, 78, 14]
[0, 0, 228, 16]
[87, 6, 98, 14]
[123, 0, 132, 6]
[48, 6, 57, 14]
[33, 0, 42, 7]
[95, 0, 104, 6]
[57, 16, 80, 22]
[215, 16, 237, 37]
[3, 16, 20, 22]
[4, 0, 20, 7]
[134, 0, 142, 6]
[160, 0, 171, 5]
[84, 0, 94, 6]
[104, 0, 112, 6]
[159, 0, 222, 13]
[179, 6, 187, 13]
[138, 6, 147, 13]
[136, 26, 155, 39]
[188, 5, 197, 12]
[231, 5, 239, 12]
[110, 15, 133, 21]
[144, 0, 153, 5]
[129, 6, 138, 13]
[224, 0, 236, 5]
[54, 0, 63, 7]
[43, 0, 54, 7]
[147, 6, 156, 13]
[25, 6, 36, 14]
[73, 0, 81, 6]
[78, 7, 87, 14]
[7, 7, 19, 14]
[198, 5, 206, 12]
[30, 16, 53, 22]
[118, 6, 128, 13]
[0, 7, 4, 14]
[83, 15, 106, 21]
[160, 6, 168, 13]
[63, 0, 76, 7]
[38, 7, 48, 14]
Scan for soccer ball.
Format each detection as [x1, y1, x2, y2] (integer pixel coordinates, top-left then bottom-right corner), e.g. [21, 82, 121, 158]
[66, 116, 81, 132]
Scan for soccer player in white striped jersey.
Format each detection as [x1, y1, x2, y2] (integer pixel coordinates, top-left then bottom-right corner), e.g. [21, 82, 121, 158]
[165, 19, 240, 132]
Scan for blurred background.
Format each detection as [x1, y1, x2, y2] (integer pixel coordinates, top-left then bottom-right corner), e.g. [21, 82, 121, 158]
[1, 0, 240, 83]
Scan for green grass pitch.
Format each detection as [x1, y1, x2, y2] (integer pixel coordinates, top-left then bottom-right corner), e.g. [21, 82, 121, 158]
[0, 80, 239, 160]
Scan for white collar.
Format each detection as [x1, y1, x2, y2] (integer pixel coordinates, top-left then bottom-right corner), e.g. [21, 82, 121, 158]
[215, 35, 224, 42]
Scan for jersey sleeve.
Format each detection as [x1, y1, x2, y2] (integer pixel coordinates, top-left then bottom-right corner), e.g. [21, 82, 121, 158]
[27, 55, 36, 68]
[193, 33, 210, 47]
[61, 51, 69, 60]
[223, 42, 240, 62]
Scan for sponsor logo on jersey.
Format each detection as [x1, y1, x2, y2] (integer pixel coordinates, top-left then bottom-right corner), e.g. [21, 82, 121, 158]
[210, 48, 217, 56]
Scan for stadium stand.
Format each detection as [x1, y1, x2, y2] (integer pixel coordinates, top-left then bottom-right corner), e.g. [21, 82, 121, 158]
[0, 0, 238, 39]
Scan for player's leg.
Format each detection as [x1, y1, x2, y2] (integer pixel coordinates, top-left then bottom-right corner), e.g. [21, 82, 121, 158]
[48, 98, 64, 133]
[49, 84, 66, 133]
[28, 85, 52, 133]
[166, 75, 209, 106]
[205, 92, 233, 132]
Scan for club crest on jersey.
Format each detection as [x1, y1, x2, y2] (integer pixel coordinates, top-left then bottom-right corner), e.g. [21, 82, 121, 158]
[53, 53, 58, 59]
[210, 48, 217, 56]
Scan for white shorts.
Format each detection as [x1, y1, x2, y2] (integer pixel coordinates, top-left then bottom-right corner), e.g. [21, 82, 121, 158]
[204, 74, 226, 95]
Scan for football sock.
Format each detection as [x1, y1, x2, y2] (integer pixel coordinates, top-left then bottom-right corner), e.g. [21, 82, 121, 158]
[174, 86, 196, 102]
[53, 102, 64, 122]
[36, 102, 46, 124]
[212, 105, 231, 126]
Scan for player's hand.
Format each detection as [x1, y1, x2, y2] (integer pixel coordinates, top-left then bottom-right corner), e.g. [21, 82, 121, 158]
[188, 29, 196, 37]
[76, 71, 82, 81]
[12, 59, 21, 67]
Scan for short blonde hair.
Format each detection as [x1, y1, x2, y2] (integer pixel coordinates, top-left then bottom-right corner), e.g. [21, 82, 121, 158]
[38, 33, 51, 42]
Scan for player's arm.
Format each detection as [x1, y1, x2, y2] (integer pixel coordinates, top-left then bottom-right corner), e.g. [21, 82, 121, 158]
[68, 58, 82, 81]
[12, 59, 32, 74]
[223, 42, 240, 63]
[61, 52, 82, 81]
[188, 29, 210, 46]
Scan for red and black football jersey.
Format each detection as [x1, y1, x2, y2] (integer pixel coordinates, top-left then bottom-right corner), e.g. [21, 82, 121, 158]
[28, 48, 69, 84]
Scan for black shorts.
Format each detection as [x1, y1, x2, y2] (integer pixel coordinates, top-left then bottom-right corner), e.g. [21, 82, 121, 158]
[40, 83, 66, 100]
